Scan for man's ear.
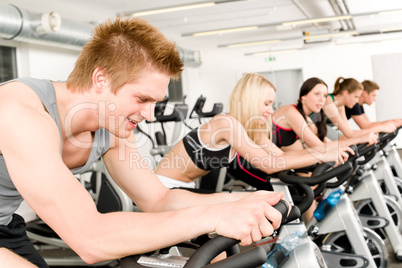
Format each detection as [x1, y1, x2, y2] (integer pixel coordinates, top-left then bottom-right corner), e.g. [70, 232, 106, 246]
[92, 67, 108, 94]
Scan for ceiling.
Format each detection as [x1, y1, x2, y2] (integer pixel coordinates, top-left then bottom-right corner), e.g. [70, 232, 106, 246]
[3, 0, 402, 54]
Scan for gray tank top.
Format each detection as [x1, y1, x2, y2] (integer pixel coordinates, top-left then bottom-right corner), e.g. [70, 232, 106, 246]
[0, 78, 111, 225]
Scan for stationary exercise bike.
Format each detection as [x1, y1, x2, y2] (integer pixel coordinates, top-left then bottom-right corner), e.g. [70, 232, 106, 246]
[26, 159, 134, 266]
[347, 133, 402, 262]
[225, 154, 357, 267]
[268, 162, 349, 268]
[352, 130, 402, 242]
[120, 200, 301, 268]
[272, 145, 389, 268]
[186, 95, 227, 191]
[371, 128, 402, 204]
[383, 127, 402, 179]
[138, 98, 188, 167]
[188, 95, 223, 125]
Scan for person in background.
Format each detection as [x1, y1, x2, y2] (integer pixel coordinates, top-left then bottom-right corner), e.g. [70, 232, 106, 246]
[323, 77, 395, 141]
[154, 73, 352, 189]
[268, 77, 373, 220]
[345, 79, 402, 129]
[272, 77, 377, 151]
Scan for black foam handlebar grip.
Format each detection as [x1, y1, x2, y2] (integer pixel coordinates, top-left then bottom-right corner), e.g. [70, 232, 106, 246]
[201, 246, 267, 268]
[278, 161, 353, 186]
[272, 199, 301, 224]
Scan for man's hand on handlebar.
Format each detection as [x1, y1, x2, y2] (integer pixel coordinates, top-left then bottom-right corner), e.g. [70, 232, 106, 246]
[212, 191, 284, 247]
[379, 121, 397, 134]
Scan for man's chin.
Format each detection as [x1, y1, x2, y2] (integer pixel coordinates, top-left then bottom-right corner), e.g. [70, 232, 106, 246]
[111, 129, 131, 139]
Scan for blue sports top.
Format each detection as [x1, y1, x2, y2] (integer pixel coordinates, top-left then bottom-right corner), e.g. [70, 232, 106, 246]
[0, 78, 111, 225]
[182, 127, 236, 170]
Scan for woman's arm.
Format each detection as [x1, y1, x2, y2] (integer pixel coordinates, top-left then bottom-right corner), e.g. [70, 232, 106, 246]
[353, 113, 399, 132]
[278, 107, 357, 150]
[215, 115, 349, 174]
[324, 97, 377, 144]
[281, 107, 326, 148]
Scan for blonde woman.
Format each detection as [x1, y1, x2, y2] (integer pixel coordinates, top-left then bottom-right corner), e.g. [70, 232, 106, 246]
[155, 73, 351, 189]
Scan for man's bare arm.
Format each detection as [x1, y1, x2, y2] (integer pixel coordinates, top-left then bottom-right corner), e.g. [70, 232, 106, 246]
[0, 105, 283, 264]
[353, 114, 400, 131]
[0, 248, 38, 268]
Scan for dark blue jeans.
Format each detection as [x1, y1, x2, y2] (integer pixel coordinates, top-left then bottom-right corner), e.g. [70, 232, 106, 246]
[0, 213, 48, 268]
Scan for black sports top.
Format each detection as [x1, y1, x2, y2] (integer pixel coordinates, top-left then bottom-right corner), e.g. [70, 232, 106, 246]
[345, 103, 365, 120]
[226, 154, 273, 191]
[182, 127, 236, 170]
[272, 105, 298, 147]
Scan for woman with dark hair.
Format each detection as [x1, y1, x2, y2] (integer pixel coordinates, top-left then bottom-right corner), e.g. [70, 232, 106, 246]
[272, 77, 368, 151]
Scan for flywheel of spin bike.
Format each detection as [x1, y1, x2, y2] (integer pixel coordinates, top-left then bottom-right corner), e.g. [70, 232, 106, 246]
[322, 227, 388, 268]
[354, 195, 402, 240]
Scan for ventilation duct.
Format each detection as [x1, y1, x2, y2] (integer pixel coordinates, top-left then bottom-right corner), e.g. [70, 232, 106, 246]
[0, 4, 92, 50]
[178, 47, 202, 68]
[0, 3, 202, 67]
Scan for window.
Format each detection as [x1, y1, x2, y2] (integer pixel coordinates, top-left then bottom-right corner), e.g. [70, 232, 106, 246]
[0, 45, 17, 83]
[167, 74, 183, 102]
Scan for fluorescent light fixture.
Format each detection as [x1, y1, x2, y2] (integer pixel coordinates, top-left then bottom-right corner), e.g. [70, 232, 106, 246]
[246, 49, 299, 56]
[380, 27, 402, 33]
[128, 0, 246, 17]
[302, 31, 358, 40]
[378, 9, 402, 16]
[183, 13, 361, 38]
[131, 2, 215, 17]
[282, 15, 353, 26]
[192, 26, 258, 36]
[225, 39, 281, 48]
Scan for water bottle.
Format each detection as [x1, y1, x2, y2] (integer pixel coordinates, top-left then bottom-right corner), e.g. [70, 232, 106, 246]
[262, 230, 303, 268]
[313, 186, 344, 221]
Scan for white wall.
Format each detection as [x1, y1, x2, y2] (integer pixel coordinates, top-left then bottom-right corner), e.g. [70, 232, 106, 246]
[18, 43, 79, 79]
[372, 53, 402, 147]
[181, 38, 402, 148]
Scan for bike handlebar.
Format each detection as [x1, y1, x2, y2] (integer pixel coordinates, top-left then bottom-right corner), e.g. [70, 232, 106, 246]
[184, 236, 266, 268]
[276, 158, 354, 214]
[120, 200, 297, 268]
[278, 161, 353, 186]
[378, 127, 400, 151]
